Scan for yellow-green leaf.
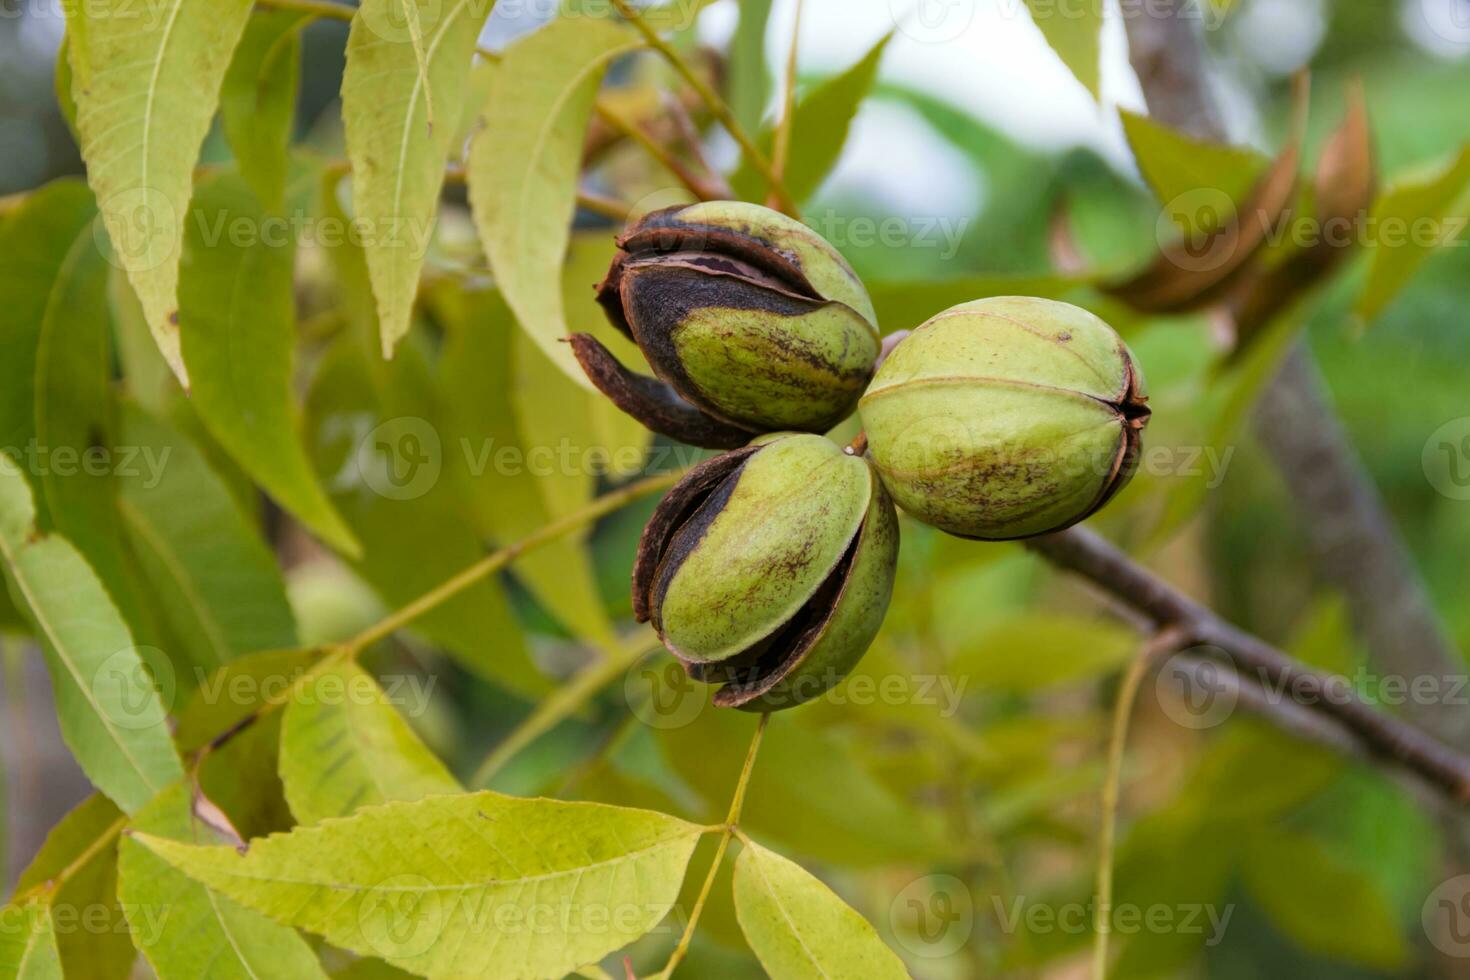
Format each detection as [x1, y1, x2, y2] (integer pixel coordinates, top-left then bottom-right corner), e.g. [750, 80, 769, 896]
[12, 795, 131, 980]
[433, 282, 619, 651]
[1025, 0, 1103, 98]
[221, 9, 309, 210]
[0, 457, 183, 813]
[304, 330, 548, 698]
[948, 614, 1136, 693]
[1357, 143, 1470, 322]
[64, 0, 255, 385]
[733, 838, 909, 980]
[279, 661, 460, 824]
[118, 783, 329, 980]
[0, 901, 63, 980]
[0, 180, 153, 640]
[467, 16, 642, 388]
[118, 405, 297, 675]
[1242, 829, 1409, 971]
[730, 32, 893, 206]
[134, 793, 705, 980]
[1120, 110, 1269, 233]
[180, 173, 359, 556]
[342, 0, 498, 356]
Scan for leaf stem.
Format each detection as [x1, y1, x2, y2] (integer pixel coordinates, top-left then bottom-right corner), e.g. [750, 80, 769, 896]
[657, 712, 769, 979]
[593, 103, 720, 202]
[1092, 628, 1187, 980]
[608, 0, 797, 215]
[767, 0, 804, 209]
[343, 471, 683, 655]
[471, 630, 659, 787]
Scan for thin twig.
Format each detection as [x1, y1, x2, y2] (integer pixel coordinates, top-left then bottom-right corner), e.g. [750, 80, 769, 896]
[1092, 627, 1190, 979]
[471, 632, 658, 787]
[609, 0, 797, 215]
[657, 713, 770, 979]
[767, 0, 804, 210]
[593, 103, 721, 201]
[1026, 526, 1470, 802]
[343, 471, 683, 654]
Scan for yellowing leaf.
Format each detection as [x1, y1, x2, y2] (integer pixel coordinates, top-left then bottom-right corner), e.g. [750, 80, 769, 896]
[118, 783, 328, 980]
[468, 16, 642, 388]
[734, 839, 909, 980]
[342, 0, 498, 356]
[1024, 0, 1103, 98]
[0, 457, 183, 814]
[279, 661, 459, 824]
[0, 901, 63, 980]
[179, 173, 359, 557]
[1357, 143, 1470, 322]
[221, 9, 309, 210]
[64, 0, 255, 385]
[13, 795, 132, 980]
[134, 793, 705, 980]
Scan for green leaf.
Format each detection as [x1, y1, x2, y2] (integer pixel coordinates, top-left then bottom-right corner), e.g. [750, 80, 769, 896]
[733, 839, 908, 980]
[432, 282, 619, 651]
[304, 331, 548, 698]
[63, 0, 255, 385]
[947, 614, 1136, 693]
[342, 0, 498, 356]
[12, 795, 132, 980]
[728, 0, 774, 135]
[730, 33, 892, 206]
[0, 457, 183, 813]
[279, 660, 460, 824]
[0, 181, 153, 639]
[1024, 0, 1102, 98]
[658, 704, 952, 867]
[0, 901, 63, 980]
[221, 10, 308, 210]
[1120, 110, 1269, 231]
[118, 782, 329, 980]
[1242, 829, 1409, 971]
[1357, 143, 1470, 321]
[467, 16, 642, 388]
[180, 172, 359, 556]
[177, 648, 320, 839]
[118, 404, 297, 676]
[134, 793, 705, 979]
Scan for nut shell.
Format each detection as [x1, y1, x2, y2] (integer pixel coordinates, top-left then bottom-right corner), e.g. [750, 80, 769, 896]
[860, 297, 1149, 540]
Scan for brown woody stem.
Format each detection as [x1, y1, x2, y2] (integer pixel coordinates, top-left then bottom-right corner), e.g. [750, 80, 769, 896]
[1027, 526, 1470, 802]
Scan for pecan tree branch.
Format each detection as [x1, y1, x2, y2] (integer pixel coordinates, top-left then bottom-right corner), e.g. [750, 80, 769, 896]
[1027, 526, 1470, 803]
